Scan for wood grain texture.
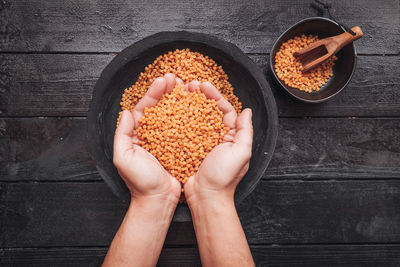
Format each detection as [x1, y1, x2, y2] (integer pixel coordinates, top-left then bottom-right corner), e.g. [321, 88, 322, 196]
[1, 117, 399, 182]
[0, 180, 399, 247]
[1, 245, 400, 267]
[265, 118, 400, 179]
[0, 54, 114, 117]
[251, 245, 400, 267]
[0, 118, 100, 182]
[0, 0, 398, 54]
[0, 54, 399, 117]
[0, 248, 107, 267]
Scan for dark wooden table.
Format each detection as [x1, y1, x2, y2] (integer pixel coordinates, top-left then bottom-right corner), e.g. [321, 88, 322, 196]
[1, 0, 399, 266]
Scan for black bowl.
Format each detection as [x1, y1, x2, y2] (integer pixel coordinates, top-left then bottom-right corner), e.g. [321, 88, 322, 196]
[87, 31, 278, 221]
[270, 17, 357, 103]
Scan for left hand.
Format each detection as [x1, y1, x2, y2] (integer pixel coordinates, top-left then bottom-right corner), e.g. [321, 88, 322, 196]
[113, 73, 183, 205]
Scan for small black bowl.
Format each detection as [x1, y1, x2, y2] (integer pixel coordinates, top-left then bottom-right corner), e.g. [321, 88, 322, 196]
[270, 17, 357, 103]
[87, 31, 278, 222]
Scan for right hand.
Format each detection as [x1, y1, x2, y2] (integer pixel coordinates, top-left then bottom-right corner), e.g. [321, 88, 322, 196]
[183, 81, 253, 205]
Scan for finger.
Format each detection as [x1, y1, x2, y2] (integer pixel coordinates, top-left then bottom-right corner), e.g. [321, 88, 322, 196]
[164, 73, 176, 93]
[176, 77, 183, 85]
[199, 81, 237, 128]
[114, 110, 135, 162]
[133, 77, 167, 125]
[222, 130, 235, 142]
[188, 80, 201, 92]
[233, 108, 253, 150]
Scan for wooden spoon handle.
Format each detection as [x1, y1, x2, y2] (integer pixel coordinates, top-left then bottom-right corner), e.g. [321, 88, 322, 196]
[332, 26, 363, 51]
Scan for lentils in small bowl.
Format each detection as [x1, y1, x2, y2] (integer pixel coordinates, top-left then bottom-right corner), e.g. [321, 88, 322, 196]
[270, 17, 357, 103]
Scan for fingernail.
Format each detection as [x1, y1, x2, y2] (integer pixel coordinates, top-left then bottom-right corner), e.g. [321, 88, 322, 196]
[117, 111, 126, 129]
[164, 73, 175, 78]
[247, 108, 252, 119]
[154, 77, 165, 83]
[121, 110, 128, 119]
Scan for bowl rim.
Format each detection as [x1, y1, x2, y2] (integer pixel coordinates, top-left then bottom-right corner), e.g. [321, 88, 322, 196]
[87, 31, 279, 221]
[269, 16, 357, 103]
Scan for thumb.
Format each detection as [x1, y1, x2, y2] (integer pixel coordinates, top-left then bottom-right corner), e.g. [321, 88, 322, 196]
[233, 108, 253, 151]
[114, 110, 135, 159]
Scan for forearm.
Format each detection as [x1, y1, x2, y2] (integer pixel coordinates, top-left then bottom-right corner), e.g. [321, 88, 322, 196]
[103, 196, 177, 267]
[188, 194, 254, 267]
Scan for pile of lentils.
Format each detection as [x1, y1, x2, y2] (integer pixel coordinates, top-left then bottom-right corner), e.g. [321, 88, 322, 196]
[274, 34, 338, 93]
[136, 85, 229, 183]
[118, 48, 242, 125]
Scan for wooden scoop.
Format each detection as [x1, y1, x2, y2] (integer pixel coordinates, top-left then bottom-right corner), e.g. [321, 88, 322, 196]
[294, 26, 363, 72]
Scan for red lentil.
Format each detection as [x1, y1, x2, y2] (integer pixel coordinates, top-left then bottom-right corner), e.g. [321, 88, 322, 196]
[136, 84, 229, 183]
[274, 34, 338, 93]
[118, 48, 242, 125]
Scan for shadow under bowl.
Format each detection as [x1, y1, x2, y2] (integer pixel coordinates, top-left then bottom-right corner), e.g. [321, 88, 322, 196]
[270, 17, 357, 103]
[87, 31, 278, 222]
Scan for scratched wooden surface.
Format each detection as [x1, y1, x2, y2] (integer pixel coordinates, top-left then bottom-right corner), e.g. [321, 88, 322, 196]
[0, 0, 400, 266]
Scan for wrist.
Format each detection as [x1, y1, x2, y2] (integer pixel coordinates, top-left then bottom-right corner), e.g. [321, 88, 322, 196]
[187, 192, 238, 235]
[186, 190, 235, 211]
[130, 193, 179, 219]
[131, 194, 179, 208]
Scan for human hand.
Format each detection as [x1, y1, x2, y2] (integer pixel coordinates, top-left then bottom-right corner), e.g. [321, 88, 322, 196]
[113, 73, 183, 205]
[183, 81, 253, 205]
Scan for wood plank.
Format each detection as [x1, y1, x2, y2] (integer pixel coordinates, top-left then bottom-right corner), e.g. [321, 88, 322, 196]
[0, 248, 107, 267]
[1, 245, 399, 266]
[1, 117, 399, 182]
[1, 54, 399, 117]
[0, 54, 114, 117]
[0, 180, 399, 247]
[265, 117, 400, 179]
[251, 245, 400, 267]
[0, 0, 398, 54]
[0, 118, 101, 182]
